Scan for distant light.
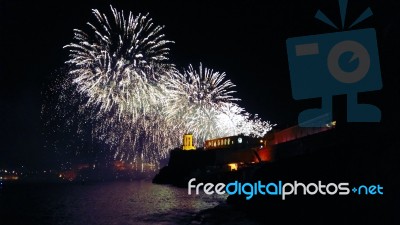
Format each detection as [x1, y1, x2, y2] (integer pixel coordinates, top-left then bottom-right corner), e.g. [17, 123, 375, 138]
[238, 138, 243, 144]
[5, 170, 7, 173]
[326, 121, 337, 127]
[228, 163, 238, 171]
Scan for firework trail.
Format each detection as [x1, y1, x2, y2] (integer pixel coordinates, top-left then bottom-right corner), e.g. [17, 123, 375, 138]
[43, 5, 274, 166]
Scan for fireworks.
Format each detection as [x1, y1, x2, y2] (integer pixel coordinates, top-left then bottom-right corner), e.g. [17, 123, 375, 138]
[163, 64, 271, 145]
[43, 5, 274, 166]
[64, 6, 174, 120]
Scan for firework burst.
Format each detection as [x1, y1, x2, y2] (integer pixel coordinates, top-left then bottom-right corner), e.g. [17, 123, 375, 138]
[60, 5, 176, 164]
[64, 5, 174, 120]
[43, 5, 274, 167]
[163, 64, 272, 145]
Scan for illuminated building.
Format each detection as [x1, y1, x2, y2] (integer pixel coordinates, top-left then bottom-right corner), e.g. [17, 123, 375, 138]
[182, 134, 196, 150]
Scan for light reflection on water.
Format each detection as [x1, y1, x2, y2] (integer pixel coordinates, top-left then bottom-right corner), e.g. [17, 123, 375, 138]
[0, 180, 227, 225]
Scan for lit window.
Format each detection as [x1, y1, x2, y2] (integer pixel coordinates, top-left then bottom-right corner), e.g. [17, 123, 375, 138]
[228, 163, 238, 171]
[238, 137, 243, 144]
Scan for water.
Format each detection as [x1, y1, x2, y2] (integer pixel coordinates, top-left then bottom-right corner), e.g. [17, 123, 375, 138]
[0, 180, 227, 225]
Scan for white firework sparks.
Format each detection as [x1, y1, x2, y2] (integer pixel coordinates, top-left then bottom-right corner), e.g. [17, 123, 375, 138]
[44, 5, 274, 167]
[61, 5, 176, 164]
[163, 64, 273, 145]
[64, 5, 174, 120]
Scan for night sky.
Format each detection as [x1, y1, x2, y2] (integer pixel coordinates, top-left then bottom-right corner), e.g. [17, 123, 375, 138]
[1, 0, 399, 168]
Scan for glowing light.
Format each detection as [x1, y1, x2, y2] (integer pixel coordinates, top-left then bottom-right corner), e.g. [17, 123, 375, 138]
[325, 121, 337, 128]
[228, 163, 238, 171]
[42, 5, 274, 166]
[163, 64, 272, 145]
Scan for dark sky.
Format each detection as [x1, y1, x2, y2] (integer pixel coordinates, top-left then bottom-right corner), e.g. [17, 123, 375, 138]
[1, 0, 399, 168]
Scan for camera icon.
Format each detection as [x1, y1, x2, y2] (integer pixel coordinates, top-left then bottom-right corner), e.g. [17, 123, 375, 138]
[287, 28, 382, 127]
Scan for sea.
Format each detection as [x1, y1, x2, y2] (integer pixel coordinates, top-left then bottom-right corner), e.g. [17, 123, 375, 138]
[0, 180, 228, 225]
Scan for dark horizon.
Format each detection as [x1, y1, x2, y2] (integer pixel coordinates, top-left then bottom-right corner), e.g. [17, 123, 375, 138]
[1, 0, 399, 168]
